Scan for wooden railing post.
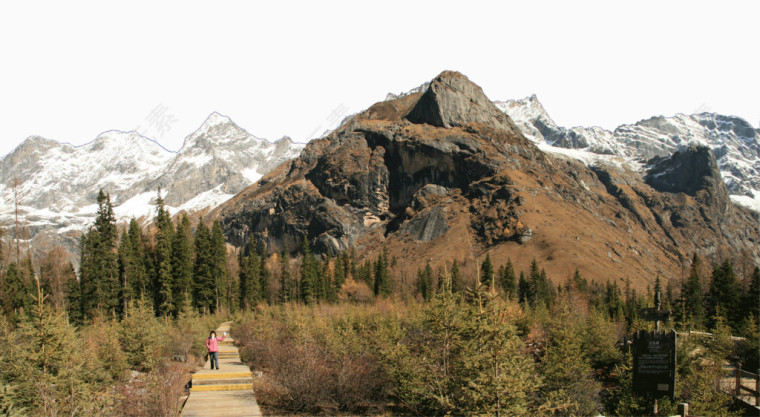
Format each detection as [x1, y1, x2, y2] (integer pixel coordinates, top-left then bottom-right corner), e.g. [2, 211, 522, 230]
[736, 364, 742, 397]
[756, 368, 759, 406]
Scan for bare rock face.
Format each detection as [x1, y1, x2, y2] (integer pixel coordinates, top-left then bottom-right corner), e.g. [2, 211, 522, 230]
[214, 70, 760, 289]
[406, 71, 522, 137]
[645, 145, 730, 213]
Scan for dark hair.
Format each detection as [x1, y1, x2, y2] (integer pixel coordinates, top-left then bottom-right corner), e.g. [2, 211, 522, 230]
[208, 330, 217, 339]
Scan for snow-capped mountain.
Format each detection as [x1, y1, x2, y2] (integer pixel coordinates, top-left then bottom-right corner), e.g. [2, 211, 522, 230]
[495, 95, 760, 211]
[0, 113, 304, 251]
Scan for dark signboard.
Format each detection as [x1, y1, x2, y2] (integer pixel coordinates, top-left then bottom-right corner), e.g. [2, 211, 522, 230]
[632, 329, 676, 399]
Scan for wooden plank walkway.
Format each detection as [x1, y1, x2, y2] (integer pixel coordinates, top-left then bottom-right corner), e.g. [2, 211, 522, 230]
[182, 321, 263, 417]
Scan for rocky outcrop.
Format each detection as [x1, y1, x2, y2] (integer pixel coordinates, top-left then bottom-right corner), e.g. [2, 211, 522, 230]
[406, 71, 522, 137]
[214, 70, 760, 289]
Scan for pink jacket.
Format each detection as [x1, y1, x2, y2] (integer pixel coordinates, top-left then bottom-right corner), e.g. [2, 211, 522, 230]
[206, 335, 225, 352]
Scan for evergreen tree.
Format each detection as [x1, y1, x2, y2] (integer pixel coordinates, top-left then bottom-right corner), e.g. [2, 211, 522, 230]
[171, 215, 193, 314]
[479, 253, 494, 289]
[152, 191, 174, 316]
[450, 259, 462, 293]
[334, 252, 346, 291]
[193, 220, 215, 312]
[6, 283, 100, 415]
[373, 247, 391, 296]
[1, 263, 32, 319]
[65, 275, 83, 326]
[417, 262, 433, 301]
[258, 249, 270, 304]
[706, 259, 742, 330]
[300, 238, 319, 304]
[518, 271, 529, 303]
[210, 221, 229, 311]
[499, 259, 517, 298]
[239, 243, 262, 309]
[124, 219, 147, 300]
[279, 246, 292, 303]
[541, 304, 601, 415]
[79, 190, 120, 319]
[742, 266, 760, 323]
[679, 255, 705, 329]
[528, 259, 553, 307]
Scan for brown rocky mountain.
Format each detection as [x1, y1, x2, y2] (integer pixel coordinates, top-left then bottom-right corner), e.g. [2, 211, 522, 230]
[213, 71, 760, 290]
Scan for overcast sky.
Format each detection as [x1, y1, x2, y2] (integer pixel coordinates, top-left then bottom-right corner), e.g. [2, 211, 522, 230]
[1, 1, 758, 157]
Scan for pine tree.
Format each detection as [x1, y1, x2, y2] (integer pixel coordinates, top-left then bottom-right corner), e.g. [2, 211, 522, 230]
[707, 259, 742, 330]
[528, 259, 553, 307]
[499, 259, 517, 298]
[210, 221, 229, 311]
[7, 281, 100, 415]
[152, 191, 174, 316]
[193, 220, 215, 312]
[279, 246, 292, 303]
[79, 190, 120, 319]
[121, 219, 147, 302]
[1, 263, 32, 320]
[171, 215, 193, 314]
[65, 275, 83, 326]
[256, 243, 270, 303]
[450, 259, 462, 293]
[479, 253, 494, 288]
[239, 242, 262, 309]
[373, 247, 391, 297]
[742, 266, 760, 324]
[541, 303, 601, 415]
[518, 271, 529, 303]
[334, 252, 346, 291]
[300, 238, 318, 304]
[417, 262, 433, 301]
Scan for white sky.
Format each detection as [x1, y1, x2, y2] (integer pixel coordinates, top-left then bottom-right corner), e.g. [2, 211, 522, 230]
[1, 1, 758, 157]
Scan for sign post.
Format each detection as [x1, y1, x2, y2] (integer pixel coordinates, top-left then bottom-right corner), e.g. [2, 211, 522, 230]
[632, 291, 676, 414]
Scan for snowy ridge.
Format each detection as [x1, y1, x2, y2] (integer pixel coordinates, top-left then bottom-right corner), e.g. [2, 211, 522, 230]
[0, 113, 304, 246]
[497, 96, 760, 212]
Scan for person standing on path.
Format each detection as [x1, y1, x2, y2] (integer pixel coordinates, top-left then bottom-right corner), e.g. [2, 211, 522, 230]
[206, 330, 226, 370]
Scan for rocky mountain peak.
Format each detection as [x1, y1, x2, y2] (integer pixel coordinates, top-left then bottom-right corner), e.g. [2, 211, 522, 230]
[405, 71, 522, 136]
[645, 145, 730, 212]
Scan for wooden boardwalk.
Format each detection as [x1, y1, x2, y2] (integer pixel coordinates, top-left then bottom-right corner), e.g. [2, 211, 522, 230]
[182, 321, 263, 417]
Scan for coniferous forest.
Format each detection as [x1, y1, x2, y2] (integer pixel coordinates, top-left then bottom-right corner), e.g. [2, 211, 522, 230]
[0, 190, 758, 416]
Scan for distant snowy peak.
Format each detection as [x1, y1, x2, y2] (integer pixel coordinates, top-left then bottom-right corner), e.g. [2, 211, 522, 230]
[0, 112, 305, 256]
[385, 82, 430, 101]
[499, 95, 760, 210]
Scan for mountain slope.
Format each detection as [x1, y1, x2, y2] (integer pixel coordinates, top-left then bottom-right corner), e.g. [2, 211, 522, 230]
[214, 71, 760, 290]
[0, 114, 304, 259]
[496, 95, 760, 210]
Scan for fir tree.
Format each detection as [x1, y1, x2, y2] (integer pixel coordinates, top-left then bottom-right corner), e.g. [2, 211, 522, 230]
[152, 191, 174, 316]
[1, 263, 32, 319]
[518, 271, 529, 303]
[210, 221, 229, 311]
[239, 243, 262, 309]
[499, 259, 517, 298]
[79, 190, 120, 319]
[334, 253, 346, 291]
[479, 253, 494, 289]
[373, 247, 391, 296]
[279, 246, 292, 303]
[450, 259, 462, 293]
[300, 238, 319, 304]
[706, 259, 742, 330]
[171, 215, 193, 314]
[417, 262, 433, 301]
[193, 220, 215, 312]
[742, 266, 760, 324]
